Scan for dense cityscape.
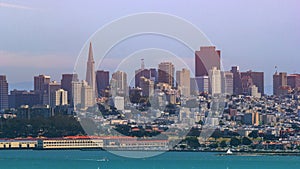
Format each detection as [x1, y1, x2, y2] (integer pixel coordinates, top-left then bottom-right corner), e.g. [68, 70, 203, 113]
[0, 43, 300, 152]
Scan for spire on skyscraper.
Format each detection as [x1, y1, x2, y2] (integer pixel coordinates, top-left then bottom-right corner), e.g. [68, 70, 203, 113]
[141, 59, 145, 70]
[85, 42, 97, 98]
[88, 42, 94, 63]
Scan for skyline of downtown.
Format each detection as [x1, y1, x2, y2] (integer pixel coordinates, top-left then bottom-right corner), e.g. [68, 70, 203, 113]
[1, 0, 299, 93]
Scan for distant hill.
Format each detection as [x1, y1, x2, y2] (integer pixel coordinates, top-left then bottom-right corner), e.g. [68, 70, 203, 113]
[9, 81, 33, 92]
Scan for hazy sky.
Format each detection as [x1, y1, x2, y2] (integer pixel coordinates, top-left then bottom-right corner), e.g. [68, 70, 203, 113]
[0, 0, 299, 94]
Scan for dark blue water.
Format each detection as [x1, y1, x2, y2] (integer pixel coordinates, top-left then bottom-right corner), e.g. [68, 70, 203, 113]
[0, 150, 300, 169]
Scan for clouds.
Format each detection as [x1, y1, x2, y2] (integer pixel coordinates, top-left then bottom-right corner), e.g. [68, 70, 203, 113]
[0, 2, 34, 10]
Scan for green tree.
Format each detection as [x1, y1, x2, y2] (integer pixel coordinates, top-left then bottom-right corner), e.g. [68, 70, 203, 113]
[230, 137, 241, 147]
[248, 130, 258, 139]
[242, 137, 252, 145]
[185, 137, 200, 149]
[209, 143, 218, 149]
[220, 140, 227, 148]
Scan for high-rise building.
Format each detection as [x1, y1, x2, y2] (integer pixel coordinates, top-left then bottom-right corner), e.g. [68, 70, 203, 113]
[149, 68, 158, 84]
[273, 72, 287, 95]
[61, 74, 79, 105]
[241, 74, 253, 94]
[190, 76, 209, 95]
[176, 68, 190, 97]
[140, 76, 154, 97]
[50, 89, 68, 107]
[135, 59, 150, 87]
[72, 81, 83, 111]
[0, 75, 8, 110]
[135, 69, 150, 87]
[287, 74, 300, 89]
[221, 71, 233, 95]
[81, 81, 94, 110]
[158, 62, 175, 87]
[241, 71, 264, 95]
[209, 67, 221, 95]
[34, 74, 51, 105]
[86, 42, 96, 97]
[195, 46, 220, 77]
[96, 70, 109, 97]
[111, 71, 128, 96]
[230, 66, 243, 95]
[46, 81, 61, 106]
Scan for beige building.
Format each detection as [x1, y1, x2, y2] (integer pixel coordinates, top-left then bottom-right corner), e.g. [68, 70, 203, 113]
[176, 68, 190, 97]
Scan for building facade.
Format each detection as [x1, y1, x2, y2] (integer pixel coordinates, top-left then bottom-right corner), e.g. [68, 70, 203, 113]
[158, 62, 175, 87]
[0, 75, 8, 110]
[176, 68, 191, 97]
[195, 46, 220, 77]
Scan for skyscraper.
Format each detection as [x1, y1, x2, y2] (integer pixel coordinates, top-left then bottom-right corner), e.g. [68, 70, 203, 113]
[195, 46, 220, 77]
[72, 81, 83, 111]
[111, 71, 128, 96]
[34, 75, 51, 92]
[221, 71, 233, 95]
[287, 74, 300, 89]
[135, 69, 150, 87]
[86, 42, 96, 96]
[231, 66, 243, 95]
[149, 68, 158, 84]
[96, 70, 109, 97]
[34, 74, 51, 105]
[47, 81, 61, 107]
[81, 81, 94, 110]
[61, 74, 79, 105]
[273, 72, 287, 95]
[176, 68, 190, 97]
[190, 76, 209, 95]
[0, 75, 8, 110]
[241, 71, 264, 95]
[140, 76, 154, 97]
[209, 67, 221, 95]
[158, 62, 175, 87]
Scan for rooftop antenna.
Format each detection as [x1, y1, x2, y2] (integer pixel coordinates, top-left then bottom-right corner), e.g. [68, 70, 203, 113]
[141, 58, 145, 70]
[275, 65, 278, 74]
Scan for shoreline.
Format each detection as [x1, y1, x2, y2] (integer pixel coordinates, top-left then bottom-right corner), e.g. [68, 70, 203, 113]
[1, 148, 300, 156]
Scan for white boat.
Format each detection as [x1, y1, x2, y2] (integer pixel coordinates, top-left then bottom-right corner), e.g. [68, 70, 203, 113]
[226, 149, 233, 155]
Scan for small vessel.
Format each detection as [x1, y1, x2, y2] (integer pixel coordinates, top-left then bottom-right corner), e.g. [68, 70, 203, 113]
[226, 149, 233, 155]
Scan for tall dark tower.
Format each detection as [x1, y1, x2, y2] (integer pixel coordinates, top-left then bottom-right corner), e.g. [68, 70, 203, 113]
[96, 70, 109, 97]
[86, 42, 96, 96]
[0, 75, 8, 110]
[61, 74, 79, 105]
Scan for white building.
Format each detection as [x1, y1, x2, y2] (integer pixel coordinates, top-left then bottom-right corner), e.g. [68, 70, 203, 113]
[114, 96, 125, 111]
[209, 67, 221, 95]
[81, 81, 94, 110]
[250, 85, 261, 98]
[72, 80, 95, 110]
[72, 81, 82, 111]
[50, 89, 68, 107]
[221, 71, 233, 95]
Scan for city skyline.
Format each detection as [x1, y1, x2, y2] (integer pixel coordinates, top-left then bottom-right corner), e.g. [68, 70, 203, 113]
[1, 0, 299, 94]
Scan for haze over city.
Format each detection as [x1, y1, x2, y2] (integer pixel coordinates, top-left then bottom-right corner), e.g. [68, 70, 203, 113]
[1, 0, 300, 95]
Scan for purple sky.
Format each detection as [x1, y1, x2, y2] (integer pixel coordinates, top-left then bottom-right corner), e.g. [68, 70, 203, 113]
[0, 0, 299, 94]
